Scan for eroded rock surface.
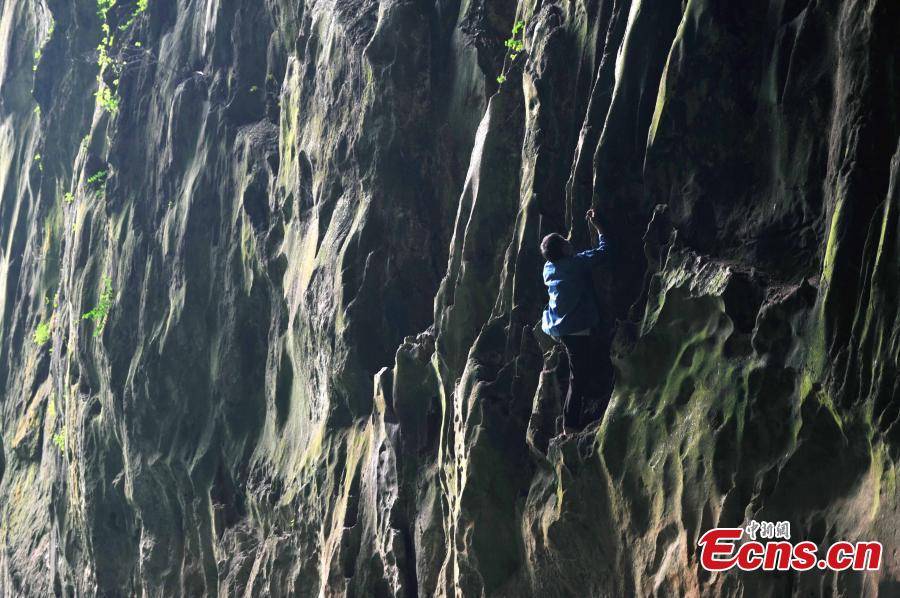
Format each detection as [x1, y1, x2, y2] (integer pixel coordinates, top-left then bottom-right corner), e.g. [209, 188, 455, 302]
[0, 0, 898, 596]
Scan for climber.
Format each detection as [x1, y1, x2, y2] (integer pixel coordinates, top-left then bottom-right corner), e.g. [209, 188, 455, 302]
[540, 208, 610, 435]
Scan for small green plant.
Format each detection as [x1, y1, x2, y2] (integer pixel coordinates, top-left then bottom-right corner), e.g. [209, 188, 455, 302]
[95, 0, 120, 114]
[96, 85, 119, 113]
[119, 0, 149, 31]
[33, 19, 55, 73]
[64, 192, 75, 204]
[82, 275, 113, 337]
[34, 321, 51, 346]
[87, 170, 107, 185]
[94, 0, 149, 113]
[52, 429, 66, 454]
[497, 20, 526, 85]
[87, 169, 108, 198]
[505, 21, 525, 55]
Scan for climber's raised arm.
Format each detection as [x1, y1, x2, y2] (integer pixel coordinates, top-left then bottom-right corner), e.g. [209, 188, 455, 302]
[573, 208, 609, 266]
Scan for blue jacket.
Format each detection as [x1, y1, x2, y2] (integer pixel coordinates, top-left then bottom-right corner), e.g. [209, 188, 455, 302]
[541, 235, 609, 338]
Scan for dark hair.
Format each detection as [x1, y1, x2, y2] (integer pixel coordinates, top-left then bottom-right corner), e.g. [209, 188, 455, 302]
[540, 233, 568, 262]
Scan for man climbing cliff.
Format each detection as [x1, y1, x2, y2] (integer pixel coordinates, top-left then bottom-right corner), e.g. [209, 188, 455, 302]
[540, 208, 610, 434]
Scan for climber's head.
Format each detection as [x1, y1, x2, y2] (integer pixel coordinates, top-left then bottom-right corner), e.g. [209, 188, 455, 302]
[540, 233, 573, 262]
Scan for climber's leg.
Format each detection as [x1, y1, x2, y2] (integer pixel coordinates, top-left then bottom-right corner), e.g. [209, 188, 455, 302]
[561, 334, 591, 431]
[590, 324, 615, 421]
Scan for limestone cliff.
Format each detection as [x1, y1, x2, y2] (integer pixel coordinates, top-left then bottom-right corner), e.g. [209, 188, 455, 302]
[0, 0, 898, 596]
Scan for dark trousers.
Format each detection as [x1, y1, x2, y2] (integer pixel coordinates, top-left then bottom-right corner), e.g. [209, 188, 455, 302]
[561, 332, 613, 430]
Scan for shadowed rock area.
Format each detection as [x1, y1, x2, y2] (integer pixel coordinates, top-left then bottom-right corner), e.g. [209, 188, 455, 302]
[0, 0, 898, 596]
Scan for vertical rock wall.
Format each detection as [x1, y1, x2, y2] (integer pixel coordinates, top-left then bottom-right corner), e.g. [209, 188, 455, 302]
[0, 0, 897, 596]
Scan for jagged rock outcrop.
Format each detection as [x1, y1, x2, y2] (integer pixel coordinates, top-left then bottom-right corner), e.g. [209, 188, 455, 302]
[1, 0, 898, 596]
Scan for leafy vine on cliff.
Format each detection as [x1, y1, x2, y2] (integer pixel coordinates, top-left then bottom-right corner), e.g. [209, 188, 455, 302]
[496, 19, 526, 85]
[82, 276, 113, 337]
[95, 0, 149, 113]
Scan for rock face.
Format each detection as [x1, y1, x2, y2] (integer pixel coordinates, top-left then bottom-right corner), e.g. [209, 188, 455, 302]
[1, 0, 898, 596]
